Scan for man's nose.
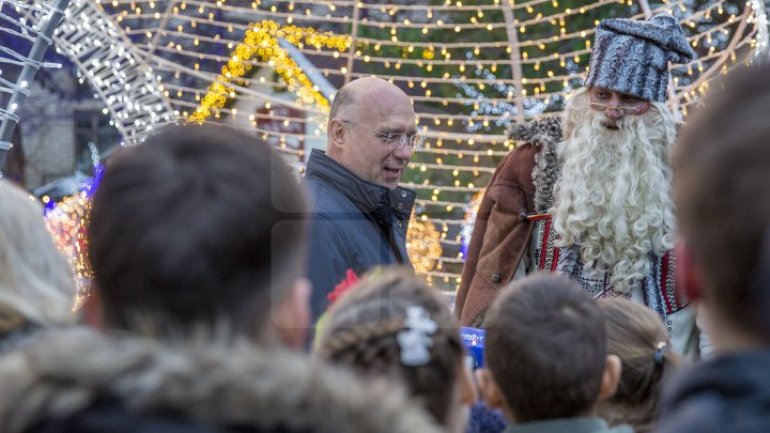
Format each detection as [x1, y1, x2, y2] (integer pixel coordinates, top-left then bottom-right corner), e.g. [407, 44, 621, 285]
[605, 108, 624, 121]
[605, 96, 624, 121]
[394, 140, 413, 160]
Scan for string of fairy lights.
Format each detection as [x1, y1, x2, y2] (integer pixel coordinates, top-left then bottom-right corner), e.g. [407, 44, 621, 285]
[45, 0, 177, 144]
[40, 0, 768, 289]
[0, 0, 69, 170]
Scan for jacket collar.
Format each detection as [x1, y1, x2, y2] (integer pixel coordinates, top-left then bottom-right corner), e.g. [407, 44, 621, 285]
[509, 115, 563, 149]
[306, 149, 416, 218]
[510, 116, 563, 213]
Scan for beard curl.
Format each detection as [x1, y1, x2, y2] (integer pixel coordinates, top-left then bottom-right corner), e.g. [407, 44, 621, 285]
[551, 88, 677, 292]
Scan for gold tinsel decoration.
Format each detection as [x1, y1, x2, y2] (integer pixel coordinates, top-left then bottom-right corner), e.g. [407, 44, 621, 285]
[407, 215, 443, 275]
[188, 20, 351, 123]
[44, 192, 92, 309]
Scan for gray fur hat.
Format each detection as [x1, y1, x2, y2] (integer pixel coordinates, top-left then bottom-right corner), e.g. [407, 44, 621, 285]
[585, 14, 696, 102]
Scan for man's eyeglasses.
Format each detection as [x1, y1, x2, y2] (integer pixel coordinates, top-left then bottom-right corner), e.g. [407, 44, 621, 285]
[340, 120, 424, 151]
[588, 100, 654, 116]
[586, 90, 655, 116]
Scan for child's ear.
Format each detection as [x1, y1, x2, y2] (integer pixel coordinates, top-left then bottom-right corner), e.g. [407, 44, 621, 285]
[474, 368, 505, 410]
[272, 277, 311, 350]
[458, 364, 478, 405]
[81, 288, 105, 331]
[598, 354, 622, 401]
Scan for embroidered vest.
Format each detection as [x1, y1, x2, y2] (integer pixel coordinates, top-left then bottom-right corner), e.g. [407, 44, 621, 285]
[532, 215, 687, 319]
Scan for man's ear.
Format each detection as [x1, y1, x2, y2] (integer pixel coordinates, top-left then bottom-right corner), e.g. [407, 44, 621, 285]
[597, 354, 622, 401]
[328, 119, 347, 150]
[474, 368, 505, 410]
[272, 278, 312, 350]
[81, 288, 106, 331]
[677, 240, 705, 302]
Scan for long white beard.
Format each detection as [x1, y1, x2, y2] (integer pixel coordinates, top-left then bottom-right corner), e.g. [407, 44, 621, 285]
[551, 89, 677, 292]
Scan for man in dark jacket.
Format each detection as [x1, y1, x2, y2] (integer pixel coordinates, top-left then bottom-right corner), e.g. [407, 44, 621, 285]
[305, 76, 419, 319]
[654, 61, 770, 433]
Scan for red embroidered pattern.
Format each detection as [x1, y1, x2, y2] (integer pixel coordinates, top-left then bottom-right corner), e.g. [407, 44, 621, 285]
[534, 215, 684, 314]
[536, 216, 559, 272]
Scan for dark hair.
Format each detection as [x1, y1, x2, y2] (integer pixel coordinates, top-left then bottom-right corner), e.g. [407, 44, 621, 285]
[316, 267, 464, 428]
[674, 62, 770, 341]
[484, 273, 607, 421]
[596, 298, 685, 433]
[87, 124, 308, 336]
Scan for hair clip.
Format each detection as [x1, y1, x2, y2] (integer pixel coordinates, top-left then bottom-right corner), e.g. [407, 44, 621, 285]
[397, 306, 438, 367]
[653, 341, 668, 366]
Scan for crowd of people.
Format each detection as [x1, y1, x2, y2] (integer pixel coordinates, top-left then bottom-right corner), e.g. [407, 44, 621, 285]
[0, 13, 769, 433]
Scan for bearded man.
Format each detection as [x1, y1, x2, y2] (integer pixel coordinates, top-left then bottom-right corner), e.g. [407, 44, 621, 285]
[455, 15, 707, 358]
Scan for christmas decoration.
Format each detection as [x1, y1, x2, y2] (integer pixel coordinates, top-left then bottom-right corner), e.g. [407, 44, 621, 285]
[34, 0, 769, 287]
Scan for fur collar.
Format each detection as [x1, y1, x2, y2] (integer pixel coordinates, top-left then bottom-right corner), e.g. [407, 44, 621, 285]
[509, 116, 563, 212]
[0, 328, 442, 433]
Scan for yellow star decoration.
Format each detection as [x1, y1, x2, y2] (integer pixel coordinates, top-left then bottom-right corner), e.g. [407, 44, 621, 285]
[188, 20, 351, 123]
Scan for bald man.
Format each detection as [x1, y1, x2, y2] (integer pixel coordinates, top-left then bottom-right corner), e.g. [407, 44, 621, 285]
[304, 77, 420, 320]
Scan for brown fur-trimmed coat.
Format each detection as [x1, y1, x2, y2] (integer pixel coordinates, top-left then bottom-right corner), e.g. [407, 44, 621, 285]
[455, 117, 562, 327]
[0, 328, 443, 433]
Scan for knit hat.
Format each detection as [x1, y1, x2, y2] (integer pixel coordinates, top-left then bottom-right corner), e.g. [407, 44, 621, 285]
[585, 14, 696, 102]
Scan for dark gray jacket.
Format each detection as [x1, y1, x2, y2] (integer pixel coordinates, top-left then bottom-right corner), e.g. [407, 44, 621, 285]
[655, 348, 770, 433]
[304, 149, 415, 319]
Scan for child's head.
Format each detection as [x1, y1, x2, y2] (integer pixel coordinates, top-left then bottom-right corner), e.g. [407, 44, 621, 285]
[0, 180, 76, 331]
[674, 62, 770, 348]
[87, 125, 310, 346]
[478, 273, 620, 422]
[315, 267, 475, 433]
[596, 298, 684, 433]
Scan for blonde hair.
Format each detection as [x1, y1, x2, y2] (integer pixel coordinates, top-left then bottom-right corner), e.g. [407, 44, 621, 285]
[596, 298, 685, 433]
[0, 181, 76, 331]
[552, 88, 677, 292]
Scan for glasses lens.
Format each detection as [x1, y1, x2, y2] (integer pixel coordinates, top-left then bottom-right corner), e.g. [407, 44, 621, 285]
[398, 135, 424, 151]
[412, 135, 425, 150]
[590, 101, 647, 116]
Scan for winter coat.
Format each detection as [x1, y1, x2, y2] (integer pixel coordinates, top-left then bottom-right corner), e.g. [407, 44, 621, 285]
[0, 319, 43, 356]
[455, 118, 560, 327]
[0, 327, 443, 433]
[655, 348, 770, 433]
[304, 149, 416, 319]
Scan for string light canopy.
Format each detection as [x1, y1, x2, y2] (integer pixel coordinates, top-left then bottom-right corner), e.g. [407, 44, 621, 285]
[50, 0, 769, 288]
[0, 0, 70, 174]
[44, 0, 177, 144]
